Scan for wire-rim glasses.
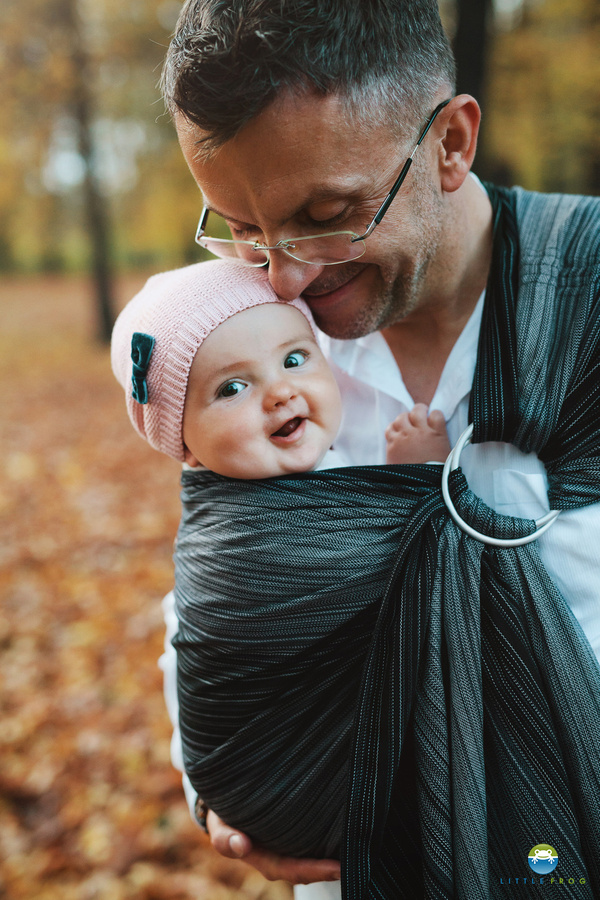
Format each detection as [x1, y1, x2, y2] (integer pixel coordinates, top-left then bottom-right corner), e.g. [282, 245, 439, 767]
[194, 98, 451, 268]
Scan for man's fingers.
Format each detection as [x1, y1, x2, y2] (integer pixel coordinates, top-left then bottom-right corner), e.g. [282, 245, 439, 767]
[207, 810, 253, 858]
[206, 810, 341, 884]
[243, 848, 341, 884]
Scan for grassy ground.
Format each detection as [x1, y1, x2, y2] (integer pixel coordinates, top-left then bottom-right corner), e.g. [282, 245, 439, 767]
[0, 273, 293, 900]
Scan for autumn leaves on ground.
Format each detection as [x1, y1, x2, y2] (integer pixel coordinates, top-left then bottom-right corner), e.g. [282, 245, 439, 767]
[0, 274, 292, 900]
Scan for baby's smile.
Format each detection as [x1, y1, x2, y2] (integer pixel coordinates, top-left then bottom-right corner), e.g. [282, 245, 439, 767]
[271, 416, 306, 442]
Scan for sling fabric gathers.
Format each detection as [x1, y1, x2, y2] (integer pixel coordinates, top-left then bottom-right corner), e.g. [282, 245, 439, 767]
[174, 185, 600, 899]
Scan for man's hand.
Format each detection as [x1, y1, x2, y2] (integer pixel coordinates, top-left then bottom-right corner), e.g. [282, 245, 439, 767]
[206, 810, 341, 884]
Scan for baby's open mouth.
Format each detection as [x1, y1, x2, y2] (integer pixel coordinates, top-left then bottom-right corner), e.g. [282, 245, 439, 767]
[272, 416, 304, 438]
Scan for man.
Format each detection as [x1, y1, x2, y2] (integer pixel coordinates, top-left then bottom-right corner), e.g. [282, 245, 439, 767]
[159, 2, 600, 897]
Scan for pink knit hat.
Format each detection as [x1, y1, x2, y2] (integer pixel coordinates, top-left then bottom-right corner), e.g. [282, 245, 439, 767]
[111, 259, 315, 461]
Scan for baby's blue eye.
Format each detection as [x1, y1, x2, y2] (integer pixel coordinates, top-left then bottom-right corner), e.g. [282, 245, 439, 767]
[284, 350, 307, 369]
[218, 380, 246, 398]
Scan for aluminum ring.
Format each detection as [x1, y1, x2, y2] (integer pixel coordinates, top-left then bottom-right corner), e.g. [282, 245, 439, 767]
[441, 424, 560, 548]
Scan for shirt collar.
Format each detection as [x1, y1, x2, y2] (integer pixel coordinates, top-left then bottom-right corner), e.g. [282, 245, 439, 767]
[319, 290, 485, 420]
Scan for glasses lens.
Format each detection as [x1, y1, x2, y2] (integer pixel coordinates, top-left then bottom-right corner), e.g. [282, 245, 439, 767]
[197, 208, 366, 266]
[283, 232, 365, 265]
[197, 237, 268, 267]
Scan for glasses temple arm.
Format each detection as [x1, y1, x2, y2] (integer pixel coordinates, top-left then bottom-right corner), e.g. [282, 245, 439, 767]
[353, 156, 414, 241]
[195, 206, 210, 243]
[415, 98, 451, 146]
[352, 98, 451, 243]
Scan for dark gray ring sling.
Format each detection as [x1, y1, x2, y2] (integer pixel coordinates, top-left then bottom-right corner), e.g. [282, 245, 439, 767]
[174, 185, 600, 899]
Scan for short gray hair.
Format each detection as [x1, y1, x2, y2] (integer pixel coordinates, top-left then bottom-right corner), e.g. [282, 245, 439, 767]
[161, 0, 456, 153]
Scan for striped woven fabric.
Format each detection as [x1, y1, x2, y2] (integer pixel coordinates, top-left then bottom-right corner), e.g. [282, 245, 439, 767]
[174, 185, 600, 899]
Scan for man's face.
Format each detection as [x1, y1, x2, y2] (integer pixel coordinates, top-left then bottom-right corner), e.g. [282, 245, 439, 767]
[177, 91, 446, 340]
[182, 303, 342, 479]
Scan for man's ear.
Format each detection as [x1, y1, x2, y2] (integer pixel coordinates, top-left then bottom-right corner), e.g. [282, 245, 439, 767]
[437, 94, 481, 194]
[183, 446, 202, 467]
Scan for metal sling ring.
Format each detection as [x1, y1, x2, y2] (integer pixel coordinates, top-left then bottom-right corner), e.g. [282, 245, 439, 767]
[441, 423, 561, 548]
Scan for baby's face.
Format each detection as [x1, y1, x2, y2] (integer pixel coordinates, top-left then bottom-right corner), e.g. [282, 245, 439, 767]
[182, 303, 342, 479]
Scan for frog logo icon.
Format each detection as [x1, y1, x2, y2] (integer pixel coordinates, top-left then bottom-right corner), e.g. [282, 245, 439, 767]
[528, 844, 558, 874]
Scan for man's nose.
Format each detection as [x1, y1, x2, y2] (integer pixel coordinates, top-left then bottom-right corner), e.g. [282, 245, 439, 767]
[265, 250, 324, 301]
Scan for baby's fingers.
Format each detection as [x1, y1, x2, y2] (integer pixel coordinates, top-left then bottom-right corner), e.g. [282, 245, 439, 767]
[407, 403, 429, 427]
[385, 412, 410, 439]
[427, 409, 446, 432]
[384, 422, 398, 442]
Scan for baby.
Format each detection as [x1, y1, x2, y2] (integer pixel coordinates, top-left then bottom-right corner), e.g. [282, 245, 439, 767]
[111, 259, 450, 475]
[111, 258, 451, 858]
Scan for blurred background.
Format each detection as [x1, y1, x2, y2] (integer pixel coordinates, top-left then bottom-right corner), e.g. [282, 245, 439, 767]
[1, 1, 599, 898]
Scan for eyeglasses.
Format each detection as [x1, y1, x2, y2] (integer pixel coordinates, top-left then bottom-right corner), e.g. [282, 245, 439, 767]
[194, 98, 451, 268]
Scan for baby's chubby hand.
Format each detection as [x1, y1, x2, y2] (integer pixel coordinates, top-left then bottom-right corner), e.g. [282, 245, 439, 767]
[385, 403, 451, 465]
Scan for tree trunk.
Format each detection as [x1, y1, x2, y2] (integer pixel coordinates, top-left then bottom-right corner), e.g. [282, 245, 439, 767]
[454, 0, 491, 101]
[453, 0, 495, 181]
[61, 0, 116, 343]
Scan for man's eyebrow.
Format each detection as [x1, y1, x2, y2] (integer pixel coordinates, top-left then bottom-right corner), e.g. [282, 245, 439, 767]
[205, 204, 250, 225]
[205, 181, 372, 229]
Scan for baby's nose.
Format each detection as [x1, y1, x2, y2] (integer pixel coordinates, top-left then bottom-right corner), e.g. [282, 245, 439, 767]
[264, 378, 296, 408]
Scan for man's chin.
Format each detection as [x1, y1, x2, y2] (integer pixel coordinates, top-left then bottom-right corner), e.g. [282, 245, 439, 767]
[308, 288, 396, 341]
[302, 267, 383, 339]
[311, 312, 381, 341]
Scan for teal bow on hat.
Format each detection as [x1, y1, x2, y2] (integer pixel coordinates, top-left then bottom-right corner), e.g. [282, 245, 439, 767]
[131, 332, 155, 405]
